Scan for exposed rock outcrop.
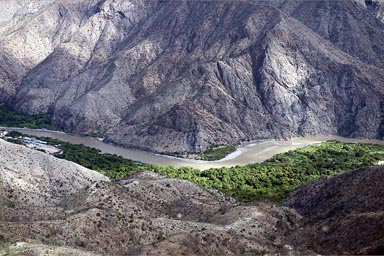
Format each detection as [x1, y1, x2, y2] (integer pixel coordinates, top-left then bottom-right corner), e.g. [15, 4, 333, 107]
[365, 0, 384, 22]
[277, 0, 384, 68]
[0, 0, 383, 153]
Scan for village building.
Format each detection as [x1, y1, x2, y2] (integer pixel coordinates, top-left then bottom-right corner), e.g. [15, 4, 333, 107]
[0, 130, 8, 137]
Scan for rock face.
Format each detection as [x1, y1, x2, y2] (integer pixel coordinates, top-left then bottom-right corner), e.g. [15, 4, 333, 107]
[0, 0, 384, 153]
[285, 166, 384, 255]
[277, 0, 384, 68]
[365, 0, 384, 22]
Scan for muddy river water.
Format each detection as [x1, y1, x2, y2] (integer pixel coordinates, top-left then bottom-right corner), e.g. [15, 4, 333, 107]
[5, 127, 384, 170]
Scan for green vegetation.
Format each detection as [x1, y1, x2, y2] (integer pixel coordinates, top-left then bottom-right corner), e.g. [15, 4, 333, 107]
[20, 136, 149, 179]
[0, 105, 59, 130]
[3, 131, 24, 144]
[200, 145, 236, 161]
[49, 140, 384, 202]
[8, 131, 23, 137]
[5, 132, 384, 203]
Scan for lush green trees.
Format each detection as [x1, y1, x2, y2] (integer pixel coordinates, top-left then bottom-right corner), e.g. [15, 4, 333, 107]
[200, 146, 236, 160]
[0, 105, 60, 130]
[57, 140, 384, 202]
[6, 132, 384, 203]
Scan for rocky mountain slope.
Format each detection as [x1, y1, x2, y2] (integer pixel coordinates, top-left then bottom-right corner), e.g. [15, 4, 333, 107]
[0, 0, 383, 154]
[2, 139, 384, 255]
[0, 139, 306, 255]
[365, 0, 384, 22]
[284, 166, 384, 255]
[0, 138, 108, 221]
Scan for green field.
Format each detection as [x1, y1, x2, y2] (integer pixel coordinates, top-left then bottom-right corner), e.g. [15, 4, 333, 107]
[5, 133, 384, 202]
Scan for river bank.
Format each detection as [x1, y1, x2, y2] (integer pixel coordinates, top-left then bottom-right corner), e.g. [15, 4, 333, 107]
[3, 127, 384, 170]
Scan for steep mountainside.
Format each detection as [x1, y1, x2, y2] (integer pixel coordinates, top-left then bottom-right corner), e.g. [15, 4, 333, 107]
[276, 0, 384, 68]
[285, 166, 384, 255]
[0, 138, 108, 220]
[1, 0, 383, 153]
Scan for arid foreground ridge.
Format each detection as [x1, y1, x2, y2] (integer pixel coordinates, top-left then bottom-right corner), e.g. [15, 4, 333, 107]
[1, 139, 384, 255]
[0, 0, 384, 153]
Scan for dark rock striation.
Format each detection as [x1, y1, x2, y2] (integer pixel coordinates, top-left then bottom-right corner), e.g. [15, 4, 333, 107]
[0, 0, 383, 153]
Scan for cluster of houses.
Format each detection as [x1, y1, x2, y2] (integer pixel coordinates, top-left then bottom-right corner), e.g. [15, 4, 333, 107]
[22, 136, 47, 145]
[0, 130, 8, 137]
[0, 130, 61, 155]
[22, 136, 61, 154]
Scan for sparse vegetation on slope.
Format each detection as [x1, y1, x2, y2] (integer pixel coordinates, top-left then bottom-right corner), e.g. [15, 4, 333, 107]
[0, 105, 59, 130]
[5, 133, 384, 202]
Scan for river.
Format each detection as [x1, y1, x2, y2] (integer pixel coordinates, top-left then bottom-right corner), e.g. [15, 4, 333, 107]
[4, 127, 384, 170]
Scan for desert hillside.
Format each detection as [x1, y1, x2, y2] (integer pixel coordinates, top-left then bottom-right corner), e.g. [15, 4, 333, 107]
[1, 140, 384, 255]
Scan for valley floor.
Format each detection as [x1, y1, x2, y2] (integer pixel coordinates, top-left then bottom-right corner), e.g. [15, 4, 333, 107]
[3, 127, 384, 170]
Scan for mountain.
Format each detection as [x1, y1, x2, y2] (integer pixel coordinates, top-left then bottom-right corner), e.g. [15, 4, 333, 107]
[284, 166, 384, 255]
[366, 0, 384, 22]
[1, 0, 383, 153]
[277, 0, 384, 68]
[0, 139, 307, 255]
[0, 138, 108, 220]
[2, 139, 384, 255]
